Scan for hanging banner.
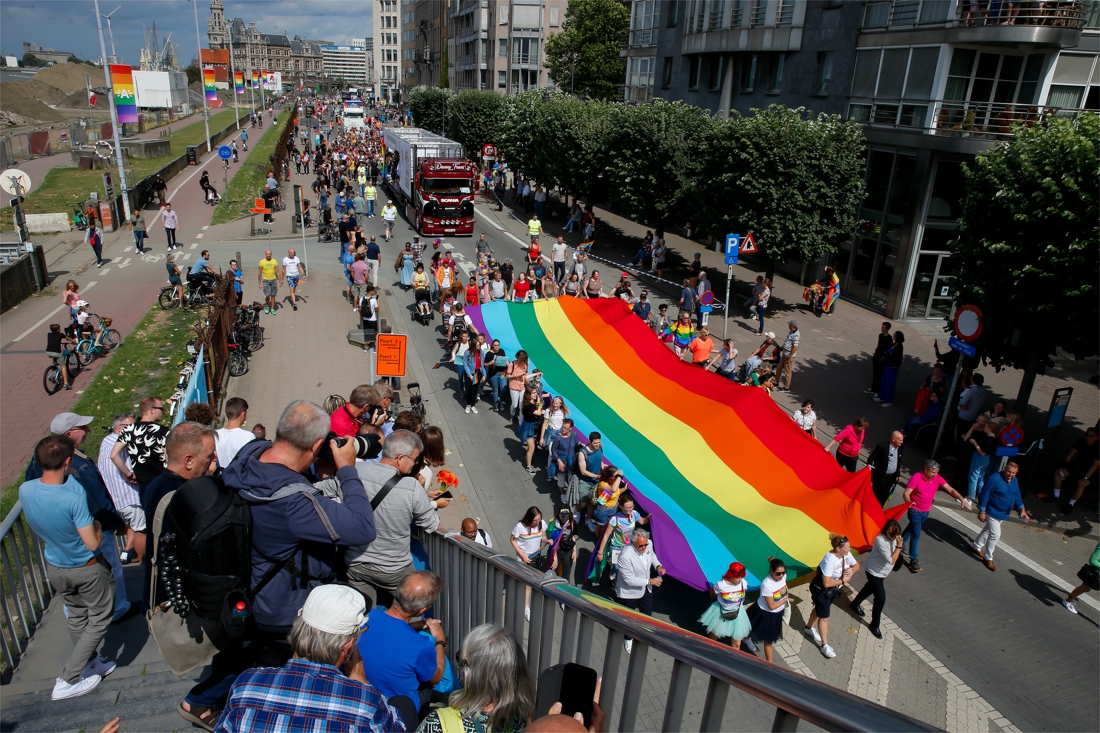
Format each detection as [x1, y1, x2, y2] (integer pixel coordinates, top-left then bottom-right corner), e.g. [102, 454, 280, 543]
[251, 70, 259, 88]
[234, 71, 244, 94]
[203, 67, 217, 102]
[110, 64, 138, 123]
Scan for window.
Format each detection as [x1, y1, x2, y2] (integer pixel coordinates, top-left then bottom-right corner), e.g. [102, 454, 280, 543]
[739, 54, 756, 92]
[633, 0, 660, 29]
[513, 6, 541, 28]
[709, 0, 727, 29]
[628, 57, 655, 89]
[498, 69, 507, 87]
[815, 52, 833, 94]
[688, 56, 702, 89]
[499, 38, 508, 57]
[776, 0, 795, 25]
[708, 56, 725, 90]
[667, 0, 679, 26]
[662, 56, 673, 87]
[767, 54, 784, 92]
[402, 11, 415, 23]
[750, 0, 766, 26]
[499, 5, 509, 24]
[550, 5, 561, 25]
[481, 69, 488, 87]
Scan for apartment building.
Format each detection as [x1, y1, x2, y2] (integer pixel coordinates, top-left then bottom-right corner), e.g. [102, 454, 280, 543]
[376, 0, 402, 101]
[623, 0, 1099, 321]
[207, 0, 327, 84]
[413, 0, 449, 87]
[448, 0, 567, 93]
[322, 39, 375, 93]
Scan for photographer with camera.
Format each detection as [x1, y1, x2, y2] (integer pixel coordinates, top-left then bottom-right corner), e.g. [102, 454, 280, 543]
[330, 384, 388, 438]
[346, 430, 452, 609]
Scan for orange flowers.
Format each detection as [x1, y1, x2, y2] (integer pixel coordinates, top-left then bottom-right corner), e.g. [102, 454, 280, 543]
[437, 469, 459, 489]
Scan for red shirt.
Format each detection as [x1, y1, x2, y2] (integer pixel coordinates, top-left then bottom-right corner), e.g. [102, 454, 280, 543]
[465, 285, 479, 304]
[330, 405, 360, 438]
[513, 280, 531, 299]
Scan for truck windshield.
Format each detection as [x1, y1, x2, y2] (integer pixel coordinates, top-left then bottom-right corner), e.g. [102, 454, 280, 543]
[423, 179, 471, 194]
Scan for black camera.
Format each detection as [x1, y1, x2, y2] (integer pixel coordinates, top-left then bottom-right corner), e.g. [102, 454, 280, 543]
[317, 431, 382, 462]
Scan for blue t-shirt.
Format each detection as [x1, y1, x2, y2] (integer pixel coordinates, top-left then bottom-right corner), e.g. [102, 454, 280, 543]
[579, 446, 604, 483]
[358, 611, 438, 712]
[232, 268, 243, 293]
[191, 257, 209, 275]
[19, 476, 96, 568]
[366, 242, 381, 261]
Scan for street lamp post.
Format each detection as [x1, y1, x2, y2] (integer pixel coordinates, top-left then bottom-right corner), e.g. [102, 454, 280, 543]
[190, 0, 212, 153]
[92, 0, 131, 221]
[228, 26, 239, 129]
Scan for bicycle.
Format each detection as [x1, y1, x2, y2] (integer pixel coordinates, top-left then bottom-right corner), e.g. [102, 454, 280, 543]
[43, 349, 79, 394]
[75, 319, 121, 365]
[159, 280, 214, 310]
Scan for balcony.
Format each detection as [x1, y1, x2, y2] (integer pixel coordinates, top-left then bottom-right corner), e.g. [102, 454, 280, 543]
[849, 96, 1089, 139]
[861, 0, 1089, 46]
[627, 28, 659, 47]
[511, 53, 539, 65]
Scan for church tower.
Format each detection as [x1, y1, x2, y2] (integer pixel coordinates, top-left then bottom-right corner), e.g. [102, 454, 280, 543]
[207, 0, 228, 49]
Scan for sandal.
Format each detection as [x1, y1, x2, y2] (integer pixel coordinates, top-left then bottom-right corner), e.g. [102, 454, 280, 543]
[177, 702, 221, 732]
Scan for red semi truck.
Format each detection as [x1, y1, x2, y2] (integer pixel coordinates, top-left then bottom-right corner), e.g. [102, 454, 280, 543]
[382, 127, 478, 236]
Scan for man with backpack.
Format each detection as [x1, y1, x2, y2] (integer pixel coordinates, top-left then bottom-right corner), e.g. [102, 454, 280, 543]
[177, 401, 377, 729]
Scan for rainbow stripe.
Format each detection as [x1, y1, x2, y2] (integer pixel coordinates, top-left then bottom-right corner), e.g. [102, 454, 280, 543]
[203, 67, 217, 102]
[468, 299, 898, 589]
[109, 64, 138, 124]
[251, 70, 259, 89]
[234, 71, 244, 95]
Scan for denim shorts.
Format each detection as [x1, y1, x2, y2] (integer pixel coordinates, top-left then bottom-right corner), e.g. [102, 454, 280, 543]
[593, 503, 617, 524]
[286, 275, 299, 288]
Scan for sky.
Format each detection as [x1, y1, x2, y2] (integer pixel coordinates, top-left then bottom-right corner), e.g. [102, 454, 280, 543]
[1, 0, 372, 64]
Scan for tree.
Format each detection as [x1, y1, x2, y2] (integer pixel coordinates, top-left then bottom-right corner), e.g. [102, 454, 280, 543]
[695, 106, 866, 280]
[67, 55, 80, 64]
[407, 85, 453, 135]
[544, 0, 630, 100]
[950, 114, 1099, 416]
[185, 64, 201, 86]
[439, 46, 450, 89]
[22, 52, 44, 68]
[446, 90, 504, 159]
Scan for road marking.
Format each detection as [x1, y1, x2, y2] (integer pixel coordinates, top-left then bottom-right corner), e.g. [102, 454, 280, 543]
[202, 225, 209, 230]
[196, 233, 204, 238]
[99, 269, 110, 274]
[190, 243, 199, 250]
[11, 281, 97, 343]
[180, 253, 191, 261]
[123, 246, 132, 253]
[933, 505, 1100, 611]
[474, 208, 527, 247]
[116, 258, 132, 269]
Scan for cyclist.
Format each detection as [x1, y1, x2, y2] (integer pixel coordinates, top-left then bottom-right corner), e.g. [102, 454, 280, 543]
[73, 301, 100, 341]
[241, 129, 249, 150]
[199, 171, 220, 205]
[188, 250, 218, 295]
[45, 323, 76, 390]
[166, 254, 184, 304]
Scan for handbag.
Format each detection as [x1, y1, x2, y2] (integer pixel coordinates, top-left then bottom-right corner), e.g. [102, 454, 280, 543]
[720, 606, 740, 620]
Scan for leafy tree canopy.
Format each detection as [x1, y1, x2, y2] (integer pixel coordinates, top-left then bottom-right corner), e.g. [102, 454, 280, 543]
[446, 90, 504, 160]
[184, 64, 201, 86]
[544, 0, 630, 100]
[407, 85, 454, 135]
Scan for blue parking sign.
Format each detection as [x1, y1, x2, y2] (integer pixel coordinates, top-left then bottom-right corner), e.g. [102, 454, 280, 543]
[725, 233, 740, 266]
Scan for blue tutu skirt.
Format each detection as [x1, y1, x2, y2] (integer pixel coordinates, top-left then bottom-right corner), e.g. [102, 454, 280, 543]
[699, 601, 752, 640]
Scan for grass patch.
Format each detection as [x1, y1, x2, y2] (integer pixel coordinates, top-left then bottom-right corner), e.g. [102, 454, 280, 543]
[0, 302, 200, 517]
[210, 115, 290, 225]
[0, 109, 248, 231]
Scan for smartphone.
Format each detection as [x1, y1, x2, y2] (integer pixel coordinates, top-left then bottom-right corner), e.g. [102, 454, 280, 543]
[537, 663, 598, 727]
[437, 490, 453, 500]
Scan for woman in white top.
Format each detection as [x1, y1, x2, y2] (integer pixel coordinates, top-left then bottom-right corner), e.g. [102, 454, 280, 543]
[539, 396, 569, 448]
[748, 557, 788, 663]
[804, 534, 860, 659]
[699, 562, 753, 650]
[792, 400, 818, 438]
[850, 519, 902, 639]
[510, 506, 549, 621]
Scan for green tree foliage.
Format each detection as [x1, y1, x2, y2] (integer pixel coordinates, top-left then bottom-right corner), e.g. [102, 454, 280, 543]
[185, 64, 201, 86]
[544, 0, 630, 100]
[407, 85, 454, 135]
[950, 114, 1099, 399]
[696, 106, 866, 274]
[439, 47, 450, 89]
[446, 90, 504, 159]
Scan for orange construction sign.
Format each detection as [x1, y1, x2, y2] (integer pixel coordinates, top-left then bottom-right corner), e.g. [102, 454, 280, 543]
[250, 197, 271, 214]
[375, 334, 408, 377]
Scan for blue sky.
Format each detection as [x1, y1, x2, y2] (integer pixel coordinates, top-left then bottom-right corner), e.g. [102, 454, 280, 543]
[1, 0, 373, 65]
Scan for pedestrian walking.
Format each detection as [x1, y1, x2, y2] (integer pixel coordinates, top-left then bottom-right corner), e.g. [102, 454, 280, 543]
[963, 415, 996, 501]
[1062, 541, 1099, 614]
[161, 203, 179, 250]
[850, 519, 902, 638]
[87, 224, 104, 267]
[259, 249, 281, 315]
[804, 534, 860, 659]
[971, 461, 1029, 571]
[826, 417, 868, 472]
[282, 248, 305, 311]
[615, 528, 665, 654]
[867, 431, 904, 505]
[867, 322, 892, 395]
[900, 459, 971, 573]
[747, 557, 789, 663]
[129, 210, 147, 253]
[699, 562, 754, 651]
[875, 331, 905, 407]
[776, 320, 800, 393]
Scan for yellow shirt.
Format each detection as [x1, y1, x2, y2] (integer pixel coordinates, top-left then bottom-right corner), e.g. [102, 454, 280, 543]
[259, 258, 279, 281]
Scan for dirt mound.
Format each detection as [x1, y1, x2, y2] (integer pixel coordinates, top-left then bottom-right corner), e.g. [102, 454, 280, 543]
[6, 79, 67, 105]
[33, 62, 105, 95]
[58, 89, 108, 108]
[0, 81, 67, 123]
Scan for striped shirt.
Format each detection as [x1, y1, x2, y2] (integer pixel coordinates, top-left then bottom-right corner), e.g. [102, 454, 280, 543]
[214, 658, 405, 733]
[98, 433, 140, 509]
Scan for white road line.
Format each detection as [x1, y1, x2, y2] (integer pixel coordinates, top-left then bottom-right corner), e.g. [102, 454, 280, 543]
[116, 258, 132, 268]
[180, 253, 191, 261]
[474, 208, 528, 247]
[123, 246, 133, 253]
[190, 243, 199, 250]
[202, 225, 209, 230]
[196, 233, 204, 238]
[933, 505, 1100, 611]
[11, 281, 97, 342]
[99, 269, 110, 274]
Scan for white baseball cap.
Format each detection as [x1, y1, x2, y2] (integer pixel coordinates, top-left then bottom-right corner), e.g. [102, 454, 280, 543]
[763, 331, 776, 339]
[298, 585, 368, 635]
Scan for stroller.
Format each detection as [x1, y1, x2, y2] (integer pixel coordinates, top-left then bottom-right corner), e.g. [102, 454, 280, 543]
[412, 288, 434, 326]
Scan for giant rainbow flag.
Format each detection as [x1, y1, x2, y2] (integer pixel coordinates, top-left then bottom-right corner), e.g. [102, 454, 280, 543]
[109, 64, 138, 124]
[467, 298, 901, 590]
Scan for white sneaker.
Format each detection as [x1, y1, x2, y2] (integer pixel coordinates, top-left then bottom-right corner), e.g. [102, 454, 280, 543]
[821, 644, 836, 659]
[742, 637, 757, 652]
[82, 654, 116, 679]
[471, 406, 479, 414]
[804, 626, 822, 645]
[52, 674, 101, 700]
[1063, 599, 1078, 614]
[524, 606, 531, 622]
[624, 639, 633, 654]
[585, 518, 596, 532]
[465, 406, 471, 414]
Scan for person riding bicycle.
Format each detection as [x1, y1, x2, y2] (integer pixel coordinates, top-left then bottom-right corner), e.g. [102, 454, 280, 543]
[45, 323, 76, 390]
[188, 250, 218, 295]
[73, 301, 100, 340]
[166, 254, 184, 304]
[241, 129, 249, 149]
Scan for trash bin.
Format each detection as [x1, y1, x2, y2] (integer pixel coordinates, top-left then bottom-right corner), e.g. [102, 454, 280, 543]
[186, 145, 200, 166]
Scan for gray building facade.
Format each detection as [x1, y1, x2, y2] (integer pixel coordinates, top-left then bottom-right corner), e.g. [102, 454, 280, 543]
[625, 0, 1099, 321]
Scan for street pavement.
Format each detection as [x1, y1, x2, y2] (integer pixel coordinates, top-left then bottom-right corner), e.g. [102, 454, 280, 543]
[1, 140, 1096, 731]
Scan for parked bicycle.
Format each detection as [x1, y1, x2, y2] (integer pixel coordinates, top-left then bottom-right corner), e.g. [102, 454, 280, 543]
[159, 280, 215, 310]
[43, 350, 79, 395]
[75, 318, 121, 365]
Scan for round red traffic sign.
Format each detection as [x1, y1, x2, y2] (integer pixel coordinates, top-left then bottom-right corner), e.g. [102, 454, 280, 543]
[999, 425, 1024, 447]
[700, 291, 714, 306]
[954, 304, 984, 342]
[482, 143, 496, 158]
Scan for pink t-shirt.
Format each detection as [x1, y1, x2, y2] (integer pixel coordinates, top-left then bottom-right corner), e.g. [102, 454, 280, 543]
[835, 425, 865, 457]
[351, 259, 369, 284]
[906, 473, 947, 512]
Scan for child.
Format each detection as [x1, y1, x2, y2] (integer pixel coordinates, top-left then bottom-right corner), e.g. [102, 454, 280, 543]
[45, 324, 76, 389]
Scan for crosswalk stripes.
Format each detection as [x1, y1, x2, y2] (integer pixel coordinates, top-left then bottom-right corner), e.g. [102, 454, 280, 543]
[190, 243, 199, 249]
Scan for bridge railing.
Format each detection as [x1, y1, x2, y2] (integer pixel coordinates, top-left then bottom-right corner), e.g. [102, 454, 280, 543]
[0, 501, 54, 682]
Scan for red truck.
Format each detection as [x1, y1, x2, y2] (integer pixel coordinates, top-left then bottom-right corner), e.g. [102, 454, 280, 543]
[382, 127, 478, 236]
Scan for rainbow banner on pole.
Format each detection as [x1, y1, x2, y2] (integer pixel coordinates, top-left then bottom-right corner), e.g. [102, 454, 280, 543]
[203, 67, 217, 102]
[251, 70, 259, 88]
[234, 71, 244, 94]
[109, 64, 138, 124]
[466, 298, 904, 589]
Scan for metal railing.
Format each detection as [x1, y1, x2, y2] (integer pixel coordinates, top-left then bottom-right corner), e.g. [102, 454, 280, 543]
[627, 28, 660, 46]
[423, 529, 940, 732]
[863, 0, 1088, 29]
[849, 97, 1089, 137]
[0, 501, 54, 681]
[776, 0, 796, 25]
[751, 0, 768, 27]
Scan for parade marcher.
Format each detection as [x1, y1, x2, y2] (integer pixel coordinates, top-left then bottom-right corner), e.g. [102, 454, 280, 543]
[699, 562, 754, 650]
[747, 557, 788, 663]
[825, 417, 868, 472]
[971, 461, 1029, 571]
[900, 460, 971, 573]
[615, 529, 665, 654]
[792, 400, 818, 438]
[804, 534, 860, 660]
[867, 431, 904, 505]
[850, 519, 902, 639]
[1062, 541, 1100, 614]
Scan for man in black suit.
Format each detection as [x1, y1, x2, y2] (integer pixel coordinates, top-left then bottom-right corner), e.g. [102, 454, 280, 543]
[867, 322, 893, 397]
[868, 431, 905, 505]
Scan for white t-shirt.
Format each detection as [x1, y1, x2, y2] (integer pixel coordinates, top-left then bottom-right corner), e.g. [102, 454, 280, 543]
[547, 408, 566, 432]
[552, 241, 568, 263]
[282, 256, 301, 277]
[756, 572, 788, 613]
[819, 551, 853, 582]
[360, 295, 378, 322]
[474, 528, 493, 549]
[714, 578, 747, 613]
[490, 280, 507, 299]
[511, 520, 547, 556]
[215, 427, 254, 467]
[792, 409, 817, 431]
